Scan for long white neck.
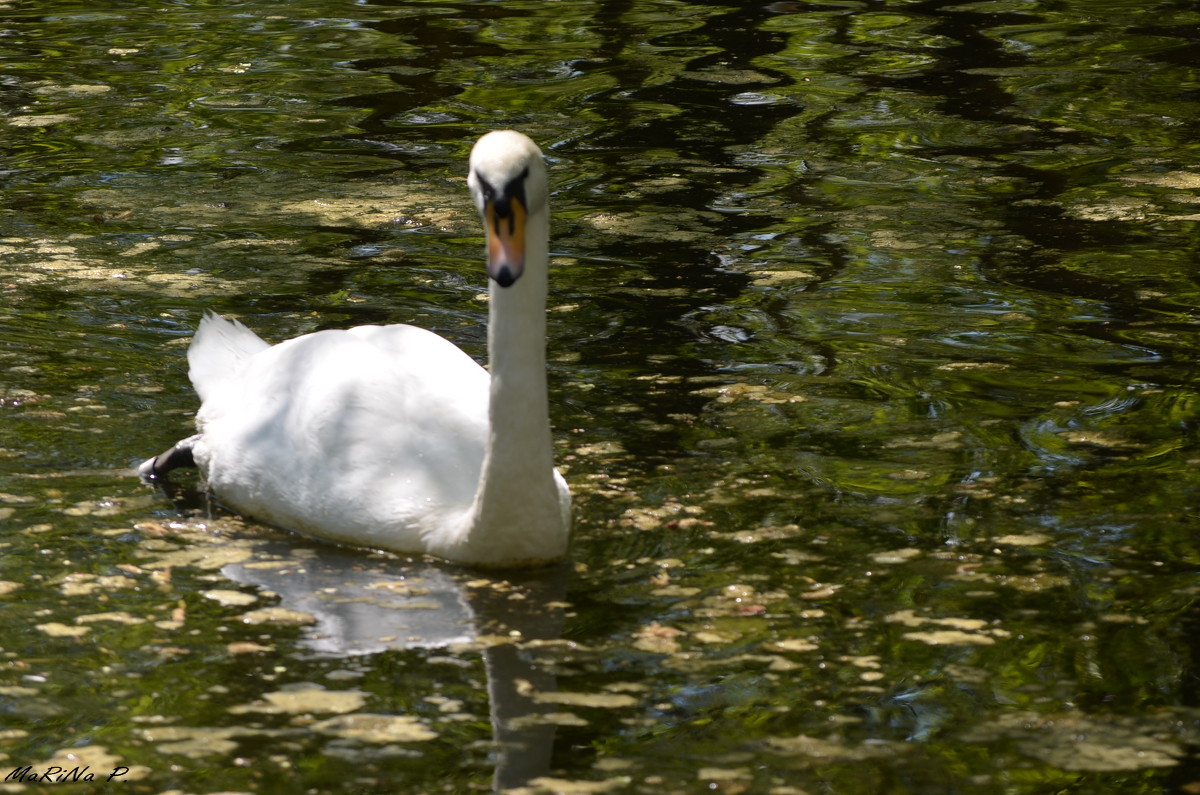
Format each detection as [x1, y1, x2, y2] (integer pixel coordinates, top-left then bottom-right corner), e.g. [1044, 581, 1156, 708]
[454, 206, 567, 565]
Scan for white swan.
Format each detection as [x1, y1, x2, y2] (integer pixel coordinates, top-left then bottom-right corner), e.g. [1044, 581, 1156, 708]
[141, 131, 571, 567]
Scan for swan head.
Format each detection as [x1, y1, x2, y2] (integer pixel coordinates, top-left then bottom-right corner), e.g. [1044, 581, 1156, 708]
[468, 130, 548, 288]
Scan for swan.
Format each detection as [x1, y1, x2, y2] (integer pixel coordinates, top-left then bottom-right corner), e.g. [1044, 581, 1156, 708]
[140, 130, 571, 567]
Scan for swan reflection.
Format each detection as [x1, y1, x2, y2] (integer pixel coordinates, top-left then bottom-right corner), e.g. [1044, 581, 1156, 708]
[221, 539, 568, 790]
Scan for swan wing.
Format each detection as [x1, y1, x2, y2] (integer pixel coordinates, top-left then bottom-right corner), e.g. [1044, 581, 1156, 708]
[192, 318, 489, 552]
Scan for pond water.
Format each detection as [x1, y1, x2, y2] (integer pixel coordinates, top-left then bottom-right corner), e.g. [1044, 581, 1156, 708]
[2, 0, 1200, 792]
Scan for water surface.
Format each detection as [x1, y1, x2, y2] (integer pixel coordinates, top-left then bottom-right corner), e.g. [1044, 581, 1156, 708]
[2, 0, 1199, 792]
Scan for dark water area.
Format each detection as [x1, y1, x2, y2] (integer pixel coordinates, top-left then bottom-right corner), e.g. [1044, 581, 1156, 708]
[2, 0, 1200, 792]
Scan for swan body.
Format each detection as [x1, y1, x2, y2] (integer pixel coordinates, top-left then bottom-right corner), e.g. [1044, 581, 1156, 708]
[143, 131, 571, 567]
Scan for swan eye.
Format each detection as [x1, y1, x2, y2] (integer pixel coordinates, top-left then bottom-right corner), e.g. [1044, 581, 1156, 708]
[471, 166, 530, 216]
[472, 171, 495, 210]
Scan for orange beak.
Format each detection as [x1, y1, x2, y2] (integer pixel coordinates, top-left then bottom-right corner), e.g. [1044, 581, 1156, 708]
[485, 196, 527, 287]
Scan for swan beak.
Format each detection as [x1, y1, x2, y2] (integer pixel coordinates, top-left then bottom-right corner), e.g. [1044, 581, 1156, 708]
[485, 196, 526, 288]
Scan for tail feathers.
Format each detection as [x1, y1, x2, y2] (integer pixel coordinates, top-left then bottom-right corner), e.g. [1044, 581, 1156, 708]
[187, 311, 270, 402]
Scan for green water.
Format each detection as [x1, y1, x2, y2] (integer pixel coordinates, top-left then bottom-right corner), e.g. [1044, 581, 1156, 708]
[2, 0, 1199, 792]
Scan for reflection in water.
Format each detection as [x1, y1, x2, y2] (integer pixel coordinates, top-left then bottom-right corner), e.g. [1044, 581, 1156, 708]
[222, 541, 567, 791]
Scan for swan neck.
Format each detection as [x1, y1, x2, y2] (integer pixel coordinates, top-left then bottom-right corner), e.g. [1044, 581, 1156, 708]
[459, 207, 565, 564]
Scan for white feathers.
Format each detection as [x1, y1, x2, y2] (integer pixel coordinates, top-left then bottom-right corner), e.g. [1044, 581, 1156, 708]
[187, 313, 269, 403]
[179, 131, 570, 567]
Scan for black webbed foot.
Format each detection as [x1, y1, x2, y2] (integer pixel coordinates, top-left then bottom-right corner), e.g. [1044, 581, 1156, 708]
[138, 434, 201, 486]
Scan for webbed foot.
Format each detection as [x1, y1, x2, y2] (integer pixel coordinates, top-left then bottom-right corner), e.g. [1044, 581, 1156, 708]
[138, 434, 200, 486]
